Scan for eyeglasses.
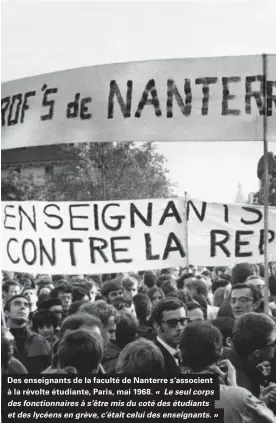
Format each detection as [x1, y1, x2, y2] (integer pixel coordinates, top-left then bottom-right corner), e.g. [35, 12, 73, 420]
[229, 297, 254, 306]
[161, 318, 189, 328]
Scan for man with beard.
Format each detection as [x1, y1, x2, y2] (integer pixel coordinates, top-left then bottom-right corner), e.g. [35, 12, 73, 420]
[4, 295, 51, 373]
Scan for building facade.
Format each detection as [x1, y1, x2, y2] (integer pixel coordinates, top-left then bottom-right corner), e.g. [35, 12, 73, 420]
[1, 145, 76, 182]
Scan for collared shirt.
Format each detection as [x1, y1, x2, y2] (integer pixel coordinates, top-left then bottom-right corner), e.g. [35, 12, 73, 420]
[156, 336, 179, 365]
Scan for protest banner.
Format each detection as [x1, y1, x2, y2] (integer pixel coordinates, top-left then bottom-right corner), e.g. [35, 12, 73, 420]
[3, 54, 276, 150]
[2, 197, 276, 273]
[188, 199, 276, 266]
[267, 54, 276, 141]
[1, 199, 187, 274]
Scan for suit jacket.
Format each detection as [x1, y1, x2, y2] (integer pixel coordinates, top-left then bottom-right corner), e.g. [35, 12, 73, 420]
[155, 339, 181, 376]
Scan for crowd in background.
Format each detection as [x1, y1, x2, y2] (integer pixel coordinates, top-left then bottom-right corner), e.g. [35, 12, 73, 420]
[2, 262, 276, 422]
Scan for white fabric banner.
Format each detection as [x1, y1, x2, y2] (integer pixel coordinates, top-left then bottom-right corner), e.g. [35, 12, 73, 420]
[188, 199, 276, 266]
[3, 54, 276, 150]
[1, 199, 187, 274]
[267, 54, 276, 141]
[2, 198, 276, 273]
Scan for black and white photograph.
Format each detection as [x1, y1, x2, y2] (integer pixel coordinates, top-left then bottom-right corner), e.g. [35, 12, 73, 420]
[1, 1, 276, 422]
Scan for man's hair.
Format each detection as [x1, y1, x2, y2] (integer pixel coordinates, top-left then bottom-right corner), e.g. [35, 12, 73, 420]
[147, 287, 165, 302]
[115, 310, 138, 348]
[100, 279, 123, 298]
[79, 301, 117, 326]
[186, 279, 208, 299]
[212, 317, 235, 346]
[151, 298, 186, 324]
[85, 274, 102, 286]
[72, 286, 90, 302]
[52, 274, 67, 283]
[102, 273, 118, 283]
[4, 295, 30, 312]
[50, 283, 72, 298]
[156, 274, 171, 287]
[258, 264, 265, 278]
[212, 278, 230, 294]
[68, 300, 89, 316]
[186, 301, 203, 312]
[231, 263, 256, 286]
[116, 338, 164, 374]
[269, 275, 276, 296]
[58, 329, 103, 373]
[122, 276, 138, 289]
[161, 281, 177, 297]
[21, 273, 35, 281]
[133, 294, 151, 321]
[138, 285, 148, 295]
[232, 312, 276, 358]
[220, 273, 231, 282]
[2, 280, 20, 294]
[35, 275, 53, 286]
[180, 322, 223, 371]
[127, 272, 141, 282]
[192, 294, 208, 319]
[177, 272, 195, 290]
[37, 298, 62, 311]
[230, 283, 262, 303]
[60, 312, 103, 338]
[111, 296, 132, 311]
[143, 271, 157, 288]
[213, 287, 227, 308]
[18, 278, 36, 289]
[32, 309, 59, 332]
[81, 280, 95, 292]
[169, 289, 193, 304]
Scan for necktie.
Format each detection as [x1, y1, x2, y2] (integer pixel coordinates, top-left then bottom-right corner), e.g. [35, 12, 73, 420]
[174, 351, 182, 366]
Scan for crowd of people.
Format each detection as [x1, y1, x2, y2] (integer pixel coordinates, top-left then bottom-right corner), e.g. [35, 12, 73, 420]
[2, 262, 276, 422]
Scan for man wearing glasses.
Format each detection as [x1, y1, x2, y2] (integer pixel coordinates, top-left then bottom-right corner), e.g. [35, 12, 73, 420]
[151, 298, 188, 375]
[229, 283, 262, 320]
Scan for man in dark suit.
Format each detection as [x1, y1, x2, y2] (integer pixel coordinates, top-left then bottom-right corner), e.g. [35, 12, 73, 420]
[152, 297, 189, 375]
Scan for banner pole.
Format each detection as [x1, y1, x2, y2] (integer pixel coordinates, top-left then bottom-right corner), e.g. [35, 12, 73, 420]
[262, 53, 269, 315]
[184, 191, 189, 268]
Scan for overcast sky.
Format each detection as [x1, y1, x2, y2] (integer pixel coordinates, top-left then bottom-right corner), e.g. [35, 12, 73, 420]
[2, 0, 276, 202]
